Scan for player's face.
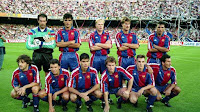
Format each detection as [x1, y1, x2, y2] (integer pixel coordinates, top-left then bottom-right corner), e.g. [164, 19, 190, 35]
[163, 58, 171, 69]
[136, 58, 145, 70]
[38, 17, 47, 29]
[96, 20, 104, 32]
[106, 62, 116, 74]
[63, 18, 73, 29]
[156, 24, 165, 35]
[122, 21, 130, 31]
[18, 60, 29, 71]
[80, 59, 90, 70]
[50, 64, 60, 75]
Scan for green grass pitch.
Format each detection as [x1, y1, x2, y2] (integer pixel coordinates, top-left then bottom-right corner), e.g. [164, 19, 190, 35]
[0, 42, 200, 112]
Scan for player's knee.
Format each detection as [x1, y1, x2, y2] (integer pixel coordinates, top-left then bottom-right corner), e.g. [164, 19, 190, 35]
[38, 91, 46, 98]
[157, 94, 162, 101]
[150, 87, 157, 96]
[10, 90, 17, 98]
[32, 86, 40, 94]
[130, 97, 137, 104]
[62, 93, 69, 101]
[175, 86, 181, 94]
[70, 94, 77, 102]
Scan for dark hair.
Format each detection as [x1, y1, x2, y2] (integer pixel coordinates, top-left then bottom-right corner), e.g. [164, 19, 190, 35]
[49, 59, 60, 66]
[121, 16, 131, 24]
[16, 55, 32, 65]
[157, 21, 166, 27]
[160, 54, 171, 63]
[80, 53, 89, 61]
[37, 13, 48, 21]
[63, 13, 73, 20]
[105, 56, 116, 65]
[136, 54, 145, 59]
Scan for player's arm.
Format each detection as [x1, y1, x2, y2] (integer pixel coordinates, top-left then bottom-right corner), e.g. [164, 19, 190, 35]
[26, 30, 40, 50]
[48, 93, 55, 112]
[67, 43, 81, 48]
[53, 87, 68, 100]
[104, 92, 110, 112]
[0, 36, 6, 42]
[153, 44, 169, 52]
[89, 35, 102, 51]
[122, 43, 139, 49]
[147, 37, 159, 52]
[95, 40, 112, 49]
[85, 84, 100, 95]
[68, 31, 81, 48]
[56, 40, 75, 47]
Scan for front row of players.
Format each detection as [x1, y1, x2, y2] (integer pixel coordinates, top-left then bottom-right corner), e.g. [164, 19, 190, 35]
[11, 53, 181, 112]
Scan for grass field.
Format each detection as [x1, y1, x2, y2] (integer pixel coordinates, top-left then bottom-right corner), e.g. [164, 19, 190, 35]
[0, 42, 200, 112]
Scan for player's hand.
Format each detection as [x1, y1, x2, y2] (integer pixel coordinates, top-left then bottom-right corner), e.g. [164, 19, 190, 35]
[137, 88, 144, 96]
[123, 90, 130, 99]
[49, 106, 55, 112]
[80, 93, 89, 101]
[33, 39, 41, 46]
[95, 43, 101, 46]
[52, 93, 58, 101]
[164, 89, 171, 96]
[122, 43, 129, 47]
[43, 35, 51, 42]
[70, 40, 75, 44]
[104, 105, 110, 112]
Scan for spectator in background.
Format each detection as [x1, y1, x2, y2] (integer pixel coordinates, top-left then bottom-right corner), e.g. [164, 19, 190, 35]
[0, 31, 6, 71]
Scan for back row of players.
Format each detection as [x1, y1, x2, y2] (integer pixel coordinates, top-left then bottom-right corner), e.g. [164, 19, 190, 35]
[11, 13, 180, 112]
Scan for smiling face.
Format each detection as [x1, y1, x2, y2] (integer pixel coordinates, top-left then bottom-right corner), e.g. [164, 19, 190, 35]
[50, 63, 60, 76]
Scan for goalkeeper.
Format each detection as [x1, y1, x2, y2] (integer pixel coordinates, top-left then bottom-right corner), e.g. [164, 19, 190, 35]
[26, 13, 56, 76]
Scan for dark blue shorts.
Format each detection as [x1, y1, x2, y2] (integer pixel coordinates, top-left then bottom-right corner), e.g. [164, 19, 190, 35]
[156, 84, 169, 93]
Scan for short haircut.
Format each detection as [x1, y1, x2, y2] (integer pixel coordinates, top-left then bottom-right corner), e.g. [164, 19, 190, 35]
[121, 16, 131, 24]
[63, 13, 73, 20]
[49, 59, 60, 66]
[160, 54, 171, 63]
[157, 21, 166, 27]
[16, 55, 32, 65]
[95, 18, 105, 25]
[37, 13, 48, 21]
[80, 53, 89, 61]
[105, 56, 116, 65]
[136, 54, 145, 59]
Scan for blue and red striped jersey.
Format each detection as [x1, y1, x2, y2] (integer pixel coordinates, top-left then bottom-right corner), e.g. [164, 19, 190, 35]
[56, 27, 81, 52]
[147, 32, 170, 59]
[45, 68, 70, 94]
[115, 30, 139, 57]
[11, 65, 40, 88]
[100, 66, 133, 93]
[126, 65, 155, 88]
[68, 66, 100, 90]
[149, 64, 177, 86]
[89, 30, 112, 56]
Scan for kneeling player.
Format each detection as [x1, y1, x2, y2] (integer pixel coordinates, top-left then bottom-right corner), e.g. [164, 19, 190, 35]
[68, 53, 102, 112]
[38, 59, 70, 112]
[11, 55, 40, 112]
[101, 56, 133, 112]
[126, 55, 157, 112]
[150, 54, 181, 107]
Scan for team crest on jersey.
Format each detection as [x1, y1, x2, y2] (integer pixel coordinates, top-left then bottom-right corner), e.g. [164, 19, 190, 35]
[115, 75, 119, 78]
[142, 75, 145, 78]
[162, 39, 165, 42]
[29, 73, 33, 76]
[48, 32, 51, 35]
[129, 36, 132, 39]
[104, 36, 107, 39]
[61, 78, 64, 81]
[167, 73, 170, 77]
[71, 32, 74, 35]
[87, 75, 90, 79]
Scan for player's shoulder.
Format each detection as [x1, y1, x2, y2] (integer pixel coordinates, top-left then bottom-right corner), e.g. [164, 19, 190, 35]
[104, 32, 109, 36]
[101, 70, 108, 81]
[126, 65, 136, 71]
[12, 68, 20, 75]
[170, 66, 176, 73]
[90, 32, 95, 37]
[47, 27, 55, 32]
[148, 33, 155, 39]
[147, 63, 160, 68]
[89, 67, 98, 74]
[71, 67, 80, 76]
[29, 27, 38, 33]
[45, 72, 52, 81]
[130, 32, 136, 36]
[57, 28, 64, 33]
[61, 68, 70, 75]
[116, 66, 126, 72]
[116, 32, 122, 38]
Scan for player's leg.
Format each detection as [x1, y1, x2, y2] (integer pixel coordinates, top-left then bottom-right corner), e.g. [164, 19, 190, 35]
[69, 52, 80, 72]
[0, 48, 4, 70]
[116, 87, 128, 109]
[42, 53, 52, 76]
[90, 55, 100, 73]
[59, 52, 69, 70]
[61, 91, 70, 111]
[11, 89, 22, 99]
[100, 56, 107, 74]
[31, 85, 40, 111]
[129, 91, 139, 107]
[146, 87, 157, 112]
[38, 89, 48, 102]
[70, 93, 82, 112]
[32, 52, 42, 72]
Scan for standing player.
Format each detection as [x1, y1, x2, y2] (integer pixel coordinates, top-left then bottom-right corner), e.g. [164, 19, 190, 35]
[11, 55, 40, 112]
[56, 13, 81, 72]
[147, 21, 170, 64]
[26, 13, 56, 75]
[101, 56, 133, 112]
[68, 53, 102, 112]
[115, 16, 139, 69]
[89, 19, 112, 74]
[150, 54, 181, 107]
[38, 59, 70, 112]
[0, 31, 6, 70]
[126, 55, 157, 112]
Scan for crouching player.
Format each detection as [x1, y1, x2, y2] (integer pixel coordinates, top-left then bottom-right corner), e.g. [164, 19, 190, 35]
[101, 56, 133, 112]
[11, 55, 41, 112]
[126, 55, 157, 112]
[150, 54, 181, 107]
[38, 59, 70, 112]
[68, 53, 102, 112]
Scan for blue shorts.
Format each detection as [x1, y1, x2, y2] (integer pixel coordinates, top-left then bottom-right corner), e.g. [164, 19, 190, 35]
[50, 88, 62, 94]
[59, 52, 79, 72]
[131, 87, 142, 92]
[147, 57, 161, 64]
[90, 55, 107, 74]
[108, 87, 121, 94]
[118, 56, 136, 69]
[156, 84, 169, 93]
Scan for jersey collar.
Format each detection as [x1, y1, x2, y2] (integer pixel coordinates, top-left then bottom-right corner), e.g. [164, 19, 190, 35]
[38, 27, 47, 32]
[155, 32, 164, 37]
[79, 66, 90, 74]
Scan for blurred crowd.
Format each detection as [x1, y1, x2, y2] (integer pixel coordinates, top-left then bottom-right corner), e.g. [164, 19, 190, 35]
[0, 0, 199, 19]
[1, 24, 199, 42]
